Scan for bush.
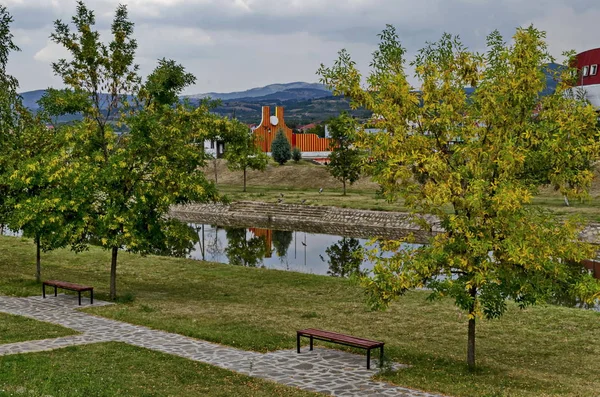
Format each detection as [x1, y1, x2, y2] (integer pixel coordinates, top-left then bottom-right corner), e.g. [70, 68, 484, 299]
[291, 147, 302, 163]
[271, 129, 291, 165]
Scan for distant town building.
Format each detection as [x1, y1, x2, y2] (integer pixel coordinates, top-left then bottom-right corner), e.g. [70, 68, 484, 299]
[573, 48, 600, 108]
[203, 139, 225, 158]
[253, 106, 333, 157]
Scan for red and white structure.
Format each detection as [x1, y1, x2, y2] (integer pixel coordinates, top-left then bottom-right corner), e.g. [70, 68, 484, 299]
[573, 48, 600, 109]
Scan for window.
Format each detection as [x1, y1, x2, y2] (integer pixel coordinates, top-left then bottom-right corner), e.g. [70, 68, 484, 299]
[591, 64, 598, 76]
[583, 65, 589, 77]
[210, 141, 215, 149]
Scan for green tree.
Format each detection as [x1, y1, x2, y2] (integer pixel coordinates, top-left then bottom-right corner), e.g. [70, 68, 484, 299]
[224, 228, 266, 267]
[47, 2, 225, 299]
[271, 129, 291, 165]
[307, 124, 325, 138]
[327, 113, 362, 195]
[319, 25, 600, 369]
[8, 113, 88, 283]
[224, 121, 269, 192]
[0, 5, 24, 232]
[291, 147, 302, 163]
[326, 237, 364, 278]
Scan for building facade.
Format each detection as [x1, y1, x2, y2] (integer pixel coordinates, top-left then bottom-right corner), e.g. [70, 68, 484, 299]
[253, 106, 333, 155]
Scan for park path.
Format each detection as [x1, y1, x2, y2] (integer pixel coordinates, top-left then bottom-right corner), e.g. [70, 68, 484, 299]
[0, 295, 443, 397]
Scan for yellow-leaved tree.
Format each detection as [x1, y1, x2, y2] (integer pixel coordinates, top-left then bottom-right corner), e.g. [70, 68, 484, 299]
[318, 25, 600, 369]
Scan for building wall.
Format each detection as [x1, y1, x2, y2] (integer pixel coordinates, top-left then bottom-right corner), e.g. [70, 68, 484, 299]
[253, 106, 333, 153]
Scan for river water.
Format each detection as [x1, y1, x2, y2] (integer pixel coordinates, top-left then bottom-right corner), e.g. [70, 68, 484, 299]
[186, 223, 407, 277]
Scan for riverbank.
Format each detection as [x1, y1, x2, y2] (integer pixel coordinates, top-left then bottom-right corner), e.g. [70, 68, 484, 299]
[0, 235, 598, 397]
[170, 201, 600, 245]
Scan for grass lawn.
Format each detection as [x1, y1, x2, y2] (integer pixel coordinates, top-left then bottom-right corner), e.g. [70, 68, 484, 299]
[0, 236, 599, 396]
[0, 313, 77, 344]
[0, 342, 318, 397]
[209, 159, 600, 220]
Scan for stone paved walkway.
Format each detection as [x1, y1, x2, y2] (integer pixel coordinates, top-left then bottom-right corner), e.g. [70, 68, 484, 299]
[0, 295, 444, 397]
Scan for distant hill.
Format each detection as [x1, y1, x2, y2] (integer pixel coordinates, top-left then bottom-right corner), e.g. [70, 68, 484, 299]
[184, 82, 331, 101]
[19, 89, 47, 110]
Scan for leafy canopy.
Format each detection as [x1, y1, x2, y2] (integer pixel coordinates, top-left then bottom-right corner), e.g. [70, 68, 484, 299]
[319, 25, 600, 366]
[327, 113, 362, 194]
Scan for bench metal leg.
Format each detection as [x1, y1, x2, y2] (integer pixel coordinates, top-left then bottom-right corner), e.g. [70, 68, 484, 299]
[90, 290, 94, 304]
[310, 336, 313, 351]
[42, 284, 46, 299]
[380, 346, 384, 368]
[78, 291, 82, 306]
[54, 286, 57, 297]
[297, 333, 301, 353]
[367, 348, 371, 370]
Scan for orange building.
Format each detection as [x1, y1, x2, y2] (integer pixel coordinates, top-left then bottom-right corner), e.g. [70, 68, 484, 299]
[253, 106, 333, 153]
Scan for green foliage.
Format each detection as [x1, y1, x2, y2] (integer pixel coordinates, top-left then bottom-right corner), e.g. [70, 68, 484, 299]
[306, 124, 326, 138]
[326, 237, 364, 278]
[42, 2, 230, 299]
[291, 147, 302, 163]
[319, 25, 600, 367]
[327, 113, 362, 195]
[143, 58, 196, 106]
[224, 121, 269, 191]
[224, 228, 266, 267]
[271, 129, 291, 165]
[0, 5, 23, 228]
[272, 230, 293, 257]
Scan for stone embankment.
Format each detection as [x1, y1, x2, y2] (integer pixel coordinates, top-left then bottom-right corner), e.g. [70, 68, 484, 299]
[171, 201, 442, 242]
[170, 201, 600, 245]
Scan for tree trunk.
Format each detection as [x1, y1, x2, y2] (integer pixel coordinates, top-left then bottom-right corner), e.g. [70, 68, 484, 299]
[467, 286, 477, 370]
[243, 167, 247, 192]
[214, 159, 218, 184]
[110, 246, 118, 300]
[35, 235, 41, 283]
[343, 179, 346, 196]
[563, 195, 570, 207]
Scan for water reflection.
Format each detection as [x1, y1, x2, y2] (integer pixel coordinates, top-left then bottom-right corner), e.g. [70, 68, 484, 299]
[188, 224, 390, 276]
[326, 237, 365, 278]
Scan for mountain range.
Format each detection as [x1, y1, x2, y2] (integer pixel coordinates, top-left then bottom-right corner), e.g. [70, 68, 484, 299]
[18, 67, 565, 125]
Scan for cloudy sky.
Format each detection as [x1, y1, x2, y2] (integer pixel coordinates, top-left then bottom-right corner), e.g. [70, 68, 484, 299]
[4, 0, 600, 95]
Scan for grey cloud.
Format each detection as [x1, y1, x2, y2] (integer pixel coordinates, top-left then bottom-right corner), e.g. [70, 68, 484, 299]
[4, 0, 600, 93]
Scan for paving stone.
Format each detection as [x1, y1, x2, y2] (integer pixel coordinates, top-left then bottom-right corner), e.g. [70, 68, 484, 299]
[0, 294, 445, 397]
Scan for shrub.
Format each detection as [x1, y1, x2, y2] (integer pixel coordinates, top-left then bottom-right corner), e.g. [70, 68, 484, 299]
[292, 147, 302, 163]
[271, 129, 291, 165]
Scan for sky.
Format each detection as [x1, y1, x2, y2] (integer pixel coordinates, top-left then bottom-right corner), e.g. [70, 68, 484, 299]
[4, 0, 600, 95]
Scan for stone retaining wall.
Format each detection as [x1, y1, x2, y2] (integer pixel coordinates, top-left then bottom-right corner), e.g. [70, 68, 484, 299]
[170, 201, 600, 245]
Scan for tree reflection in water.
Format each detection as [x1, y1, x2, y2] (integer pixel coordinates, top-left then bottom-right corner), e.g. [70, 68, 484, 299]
[225, 227, 266, 267]
[326, 237, 365, 278]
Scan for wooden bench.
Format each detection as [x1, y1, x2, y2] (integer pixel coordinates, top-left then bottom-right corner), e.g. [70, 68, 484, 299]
[43, 280, 94, 306]
[297, 328, 384, 369]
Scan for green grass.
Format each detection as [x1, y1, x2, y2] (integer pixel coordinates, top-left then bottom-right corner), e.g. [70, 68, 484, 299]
[0, 313, 77, 344]
[210, 159, 600, 220]
[0, 342, 318, 397]
[0, 236, 599, 396]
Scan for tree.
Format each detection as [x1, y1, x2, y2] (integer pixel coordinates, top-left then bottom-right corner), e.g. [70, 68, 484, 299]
[319, 25, 600, 369]
[307, 123, 326, 138]
[47, 2, 225, 299]
[225, 121, 269, 192]
[0, 5, 24, 231]
[327, 113, 362, 195]
[291, 147, 302, 163]
[326, 237, 364, 278]
[8, 113, 88, 283]
[271, 129, 291, 165]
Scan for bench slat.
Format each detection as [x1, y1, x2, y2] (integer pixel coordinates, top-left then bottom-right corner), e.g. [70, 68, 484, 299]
[44, 280, 93, 291]
[297, 328, 383, 348]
